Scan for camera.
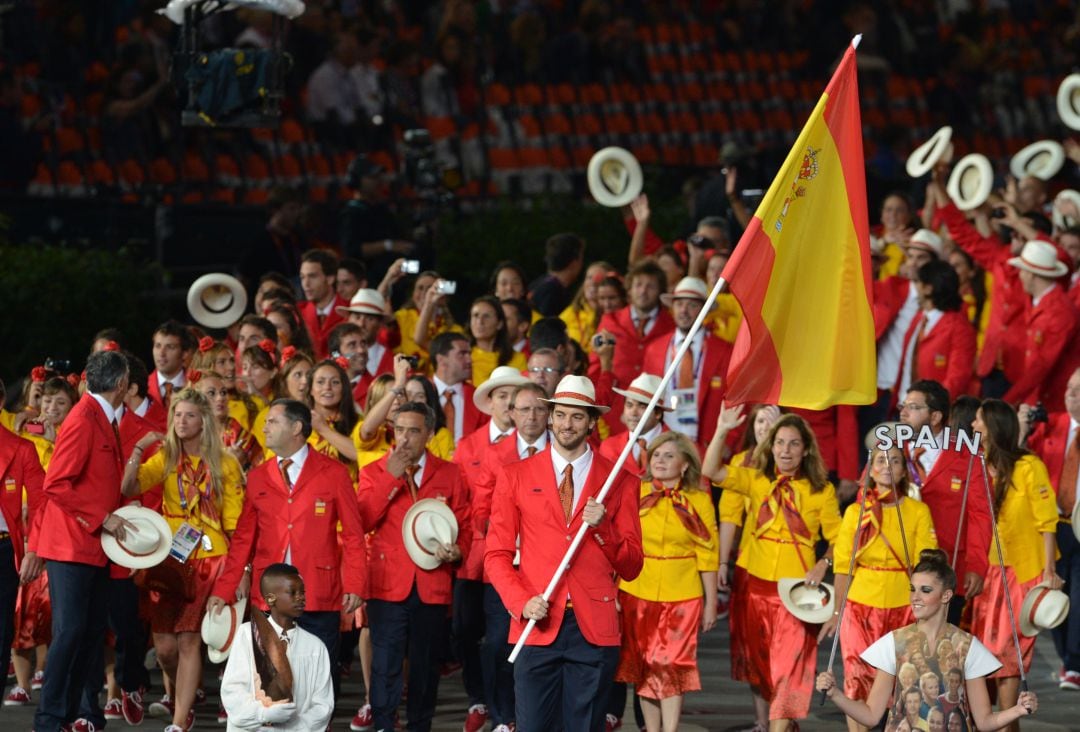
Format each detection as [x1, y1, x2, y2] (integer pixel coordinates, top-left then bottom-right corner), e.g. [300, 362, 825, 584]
[434, 279, 457, 296]
[25, 422, 45, 435]
[990, 208, 1007, 219]
[402, 259, 420, 275]
[44, 357, 71, 373]
[687, 233, 711, 248]
[403, 355, 419, 368]
[1026, 402, 1049, 424]
[592, 334, 615, 348]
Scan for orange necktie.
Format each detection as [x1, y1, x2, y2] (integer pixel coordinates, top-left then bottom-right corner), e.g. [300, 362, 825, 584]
[1059, 436, 1080, 516]
[279, 458, 293, 491]
[634, 314, 648, 338]
[163, 381, 174, 404]
[526, 446, 538, 458]
[636, 438, 648, 472]
[558, 464, 574, 523]
[494, 433, 507, 444]
[677, 346, 694, 389]
[443, 389, 456, 436]
[405, 464, 420, 502]
[910, 315, 928, 383]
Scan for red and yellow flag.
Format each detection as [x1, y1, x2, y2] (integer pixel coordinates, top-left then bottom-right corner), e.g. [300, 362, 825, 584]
[721, 39, 875, 410]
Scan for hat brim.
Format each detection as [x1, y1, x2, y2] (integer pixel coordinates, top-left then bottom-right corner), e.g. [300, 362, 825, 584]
[473, 375, 531, 414]
[1020, 583, 1070, 637]
[203, 596, 248, 662]
[101, 506, 173, 570]
[539, 396, 611, 414]
[587, 147, 643, 208]
[1053, 189, 1080, 231]
[610, 387, 668, 410]
[906, 126, 953, 178]
[1057, 73, 1080, 132]
[334, 304, 387, 318]
[402, 499, 459, 570]
[187, 274, 248, 330]
[659, 292, 714, 310]
[1009, 140, 1065, 181]
[777, 578, 835, 624]
[946, 154, 994, 211]
[1007, 254, 1069, 278]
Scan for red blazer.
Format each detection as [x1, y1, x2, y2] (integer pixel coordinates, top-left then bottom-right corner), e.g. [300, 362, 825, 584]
[298, 295, 349, 360]
[1003, 286, 1079, 411]
[453, 426, 511, 581]
[146, 372, 186, 412]
[788, 406, 859, 482]
[140, 398, 168, 433]
[874, 276, 912, 340]
[896, 310, 977, 401]
[591, 307, 675, 415]
[213, 448, 367, 612]
[368, 347, 395, 377]
[29, 394, 123, 566]
[485, 448, 644, 647]
[642, 331, 733, 450]
[1027, 412, 1074, 498]
[358, 451, 473, 604]
[918, 439, 991, 592]
[431, 380, 488, 441]
[352, 372, 375, 409]
[0, 429, 45, 570]
[598, 428, 667, 480]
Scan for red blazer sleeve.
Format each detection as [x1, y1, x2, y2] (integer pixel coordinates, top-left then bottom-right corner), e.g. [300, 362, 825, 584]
[589, 470, 644, 581]
[964, 465, 992, 581]
[446, 464, 473, 566]
[485, 467, 533, 618]
[357, 458, 406, 530]
[22, 440, 45, 530]
[334, 469, 368, 598]
[213, 488, 258, 601]
[42, 416, 107, 533]
[1004, 302, 1077, 405]
[835, 405, 859, 483]
[939, 203, 1009, 271]
[941, 314, 977, 399]
[624, 217, 665, 257]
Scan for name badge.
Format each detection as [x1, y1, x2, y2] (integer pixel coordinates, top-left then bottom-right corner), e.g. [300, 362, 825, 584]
[169, 522, 203, 564]
[666, 387, 700, 442]
[314, 499, 326, 516]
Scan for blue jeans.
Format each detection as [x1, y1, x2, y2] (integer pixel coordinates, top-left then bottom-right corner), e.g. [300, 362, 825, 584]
[1052, 523, 1080, 672]
[367, 585, 447, 732]
[34, 561, 109, 732]
[513, 609, 619, 732]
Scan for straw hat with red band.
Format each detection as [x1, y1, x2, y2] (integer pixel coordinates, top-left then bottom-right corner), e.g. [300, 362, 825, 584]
[778, 577, 835, 624]
[473, 365, 531, 414]
[612, 373, 669, 411]
[903, 228, 944, 258]
[1019, 582, 1070, 637]
[335, 288, 388, 318]
[402, 498, 460, 570]
[1008, 239, 1069, 278]
[100, 505, 173, 570]
[202, 595, 248, 663]
[540, 374, 610, 414]
[660, 276, 715, 310]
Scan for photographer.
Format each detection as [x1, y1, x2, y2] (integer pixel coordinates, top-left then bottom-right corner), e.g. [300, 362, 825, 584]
[339, 155, 413, 279]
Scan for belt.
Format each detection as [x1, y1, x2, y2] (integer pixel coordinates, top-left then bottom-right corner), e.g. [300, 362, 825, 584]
[0, 532, 9, 542]
[856, 564, 906, 572]
[565, 600, 573, 609]
[643, 554, 696, 560]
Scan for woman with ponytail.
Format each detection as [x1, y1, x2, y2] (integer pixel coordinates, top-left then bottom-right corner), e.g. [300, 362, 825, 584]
[818, 548, 1039, 731]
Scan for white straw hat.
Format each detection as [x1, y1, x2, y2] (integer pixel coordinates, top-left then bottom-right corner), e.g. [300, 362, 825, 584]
[612, 373, 667, 409]
[1052, 189, 1080, 231]
[660, 277, 714, 309]
[1007, 239, 1069, 278]
[540, 374, 610, 414]
[100, 505, 173, 570]
[778, 577, 835, 624]
[473, 366, 531, 414]
[903, 229, 944, 258]
[335, 288, 387, 318]
[202, 596, 248, 663]
[187, 273, 248, 330]
[906, 126, 953, 178]
[402, 498, 459, 570]
[587, 147, 643, 207]
[1057, 73, 1080, 131]
[946, 154, 994, 211]
[1009, 140, 1065, 181]
[1020, 583, 1070, 637]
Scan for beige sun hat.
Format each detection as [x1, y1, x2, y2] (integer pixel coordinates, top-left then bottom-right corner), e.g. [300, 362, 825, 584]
[778, 577, 835, 624]
[906, 126, 953, 178]
[335, 288, 388, 318]
[473, 366, 531, 414]
[612, 373, 667, 409]
[202, 596, 249, 664]
[946, 154, 994, 211]
[100, 505, 173, 570]
[187, 273, 248, 329]
[540, 374, 610, 414]
[1007, 239, 1069, 278]
[1019, 583, 1070, 637]
[402, 498, 460, 571]
[587, 147, 644, 207]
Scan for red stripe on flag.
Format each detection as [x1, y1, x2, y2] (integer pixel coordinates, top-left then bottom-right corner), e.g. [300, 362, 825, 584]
[723, 217, 782, 404]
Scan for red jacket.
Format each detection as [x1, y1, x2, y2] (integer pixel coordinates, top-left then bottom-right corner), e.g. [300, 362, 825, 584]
[213, 447, 368, 611]
[453, 425, 512, 581]
[146, 372, 186, 412]
[352, 372, 375, 409]
[598, 428, 667, 480]
[940, 203, 1028, 380]
[642, 331, 733, 450]
[431, 380, 488, 442]
[30, 394, 123, 566]
[591, 306, 675, 417]
[1003, 285, 1079, 411]
[896, 310, 977, 400]
[298, 295, 349, 361]
[1027, 412, 1075, 505]
[0, 429, 45, 570]
[140, 398, 168, 433]
[787, 406, 859, 482]
[874, 276, 912, 340]
[918, 439, 991, 592]
[358, 451, 473, 604]
[485, 448, 643, 647]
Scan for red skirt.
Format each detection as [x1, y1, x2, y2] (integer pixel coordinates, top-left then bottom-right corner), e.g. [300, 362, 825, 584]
[14, 571, 50, 649]
[149, 555, 225, 635]
[728, 565, 753, 683]
[615, 592, 703, 699]
[840, 600, 912, 700]
[969, 566, 1038, 678]
[744, 575, 816, 721]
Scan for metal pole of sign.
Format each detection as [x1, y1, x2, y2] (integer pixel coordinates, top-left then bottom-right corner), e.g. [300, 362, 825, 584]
[952, 452, 977, 568]
[508, 276, 729, 663]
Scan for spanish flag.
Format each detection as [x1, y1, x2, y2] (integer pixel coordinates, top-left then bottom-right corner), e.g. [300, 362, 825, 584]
[721, 38, 875, 410]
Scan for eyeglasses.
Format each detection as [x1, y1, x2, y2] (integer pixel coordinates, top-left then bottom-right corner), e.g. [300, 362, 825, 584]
[528, 367, 560, 375]
[898, 402, 928, 412]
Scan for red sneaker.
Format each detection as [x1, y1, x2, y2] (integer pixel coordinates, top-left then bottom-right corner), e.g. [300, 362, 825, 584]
[122, 689, 145, 725]
[218, 702, 228, 724]
[103, 698, 123, 720]
[463, 703, 489, 732]
[350, 703, 373, 731]
[605, 714, 622, 732]
[3, 686, 30, 706]
[31, 670, 44, 690]
[71, 720, 98, 732]
[148, 694, 174, 719]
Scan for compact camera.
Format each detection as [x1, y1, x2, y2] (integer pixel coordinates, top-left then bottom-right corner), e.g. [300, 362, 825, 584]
[434, 279, 457, 296]
[402, 259, 420, 275]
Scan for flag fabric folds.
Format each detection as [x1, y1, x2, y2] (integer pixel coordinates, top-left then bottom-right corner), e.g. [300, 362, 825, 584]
[720, 40, 875, 410]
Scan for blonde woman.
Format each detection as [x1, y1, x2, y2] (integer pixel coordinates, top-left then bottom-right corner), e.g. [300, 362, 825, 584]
[121, 388, 245, 732]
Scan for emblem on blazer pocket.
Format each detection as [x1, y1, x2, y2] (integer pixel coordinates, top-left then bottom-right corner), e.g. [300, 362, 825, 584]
[314, 499, 326, 516]
[4, 478, 15, 491]
[710, 376, 723, 389]
[950, 477, 962, 492]
[934, 354, 946, 368]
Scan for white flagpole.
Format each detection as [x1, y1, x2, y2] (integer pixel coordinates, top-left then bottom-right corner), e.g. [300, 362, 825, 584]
[508, 275, 729, 662]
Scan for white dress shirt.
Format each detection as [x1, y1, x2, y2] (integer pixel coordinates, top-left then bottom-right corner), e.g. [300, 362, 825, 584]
[88, 392, 124, 425]
[133, 397, 151, 418]
[488, 420, 513, 444]
[897, 308, 944, 398]
[433, 376, 465, 440]
[630, 306, 660, 338]
[550, 446, 593, 517]
[516, 431, 549, 459]
[366, 342, 386, 376]
[157, 371, 187, 398]
[632, 423, 664, 463]
[220, 615, 333, 731]
[277, 445, 309, 564]
[877, 282, 919, 390]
